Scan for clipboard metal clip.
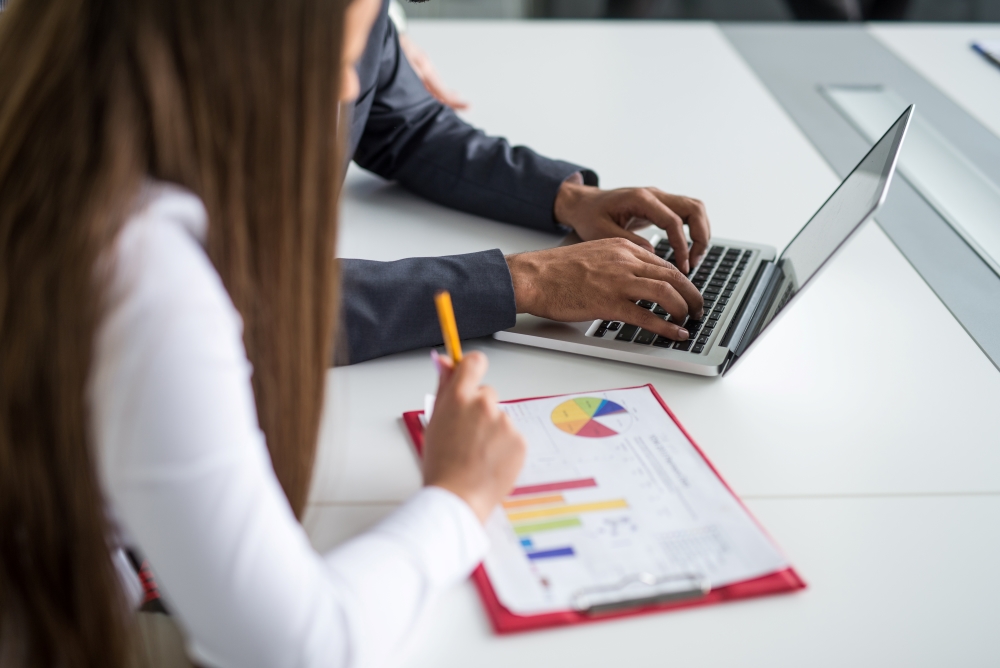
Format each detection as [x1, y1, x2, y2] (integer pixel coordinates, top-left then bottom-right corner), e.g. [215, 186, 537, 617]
[571, 572, 711, 616]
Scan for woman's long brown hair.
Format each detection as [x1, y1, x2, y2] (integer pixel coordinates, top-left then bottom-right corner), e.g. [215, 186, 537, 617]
[0, 0, 347, 664]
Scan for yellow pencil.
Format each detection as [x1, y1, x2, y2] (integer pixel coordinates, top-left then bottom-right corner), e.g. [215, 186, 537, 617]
[434, 290, 463, 363]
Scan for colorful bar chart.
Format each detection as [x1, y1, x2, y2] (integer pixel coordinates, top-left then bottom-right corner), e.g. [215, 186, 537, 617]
[505, 477, 629, 563]
[510, 478, 597, 496]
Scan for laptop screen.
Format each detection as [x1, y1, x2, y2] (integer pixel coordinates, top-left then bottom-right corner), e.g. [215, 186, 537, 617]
[726, 105, 912, 370]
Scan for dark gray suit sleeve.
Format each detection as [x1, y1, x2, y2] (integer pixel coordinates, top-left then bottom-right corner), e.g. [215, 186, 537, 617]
[337, 250, 516, 365]
[352, 18, 598, 233]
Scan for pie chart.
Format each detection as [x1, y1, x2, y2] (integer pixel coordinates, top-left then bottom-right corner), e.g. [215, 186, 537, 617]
[551, 397, 632, 438]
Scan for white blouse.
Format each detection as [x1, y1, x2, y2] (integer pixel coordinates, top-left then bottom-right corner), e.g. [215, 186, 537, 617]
[89, 182, 487, 668]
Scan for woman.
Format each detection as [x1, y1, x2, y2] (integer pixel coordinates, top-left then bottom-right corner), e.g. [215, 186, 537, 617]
[0, 0, 525, 666]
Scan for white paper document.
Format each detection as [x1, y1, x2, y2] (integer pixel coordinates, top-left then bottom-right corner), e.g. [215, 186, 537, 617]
[483, 386, 789, 615]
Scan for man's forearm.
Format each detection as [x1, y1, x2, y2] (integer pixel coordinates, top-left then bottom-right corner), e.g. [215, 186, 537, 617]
[350, 12, 598, 234]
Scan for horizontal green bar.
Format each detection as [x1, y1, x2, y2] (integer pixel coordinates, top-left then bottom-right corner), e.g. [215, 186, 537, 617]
[513, 517, 582, 536]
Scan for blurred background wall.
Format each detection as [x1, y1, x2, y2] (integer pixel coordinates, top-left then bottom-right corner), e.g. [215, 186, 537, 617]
[403, 0, 1000, 21]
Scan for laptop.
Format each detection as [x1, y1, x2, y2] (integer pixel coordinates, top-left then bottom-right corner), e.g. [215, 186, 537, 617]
[494, 105, 913, 377]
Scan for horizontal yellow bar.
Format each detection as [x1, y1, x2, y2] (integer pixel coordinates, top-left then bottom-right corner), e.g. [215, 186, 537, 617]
[506, 499, 628, 522]
[502, 494, 564, 510]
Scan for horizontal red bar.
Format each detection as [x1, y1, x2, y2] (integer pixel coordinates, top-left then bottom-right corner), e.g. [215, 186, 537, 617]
[510, 478, 597, 496]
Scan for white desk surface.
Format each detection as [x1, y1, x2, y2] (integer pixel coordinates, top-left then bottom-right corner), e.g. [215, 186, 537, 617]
[305, 22, 1000, 667]
[869, 23, 1000, 140]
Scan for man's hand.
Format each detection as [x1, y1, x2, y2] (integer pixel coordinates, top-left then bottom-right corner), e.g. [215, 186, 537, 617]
[554, 181, 711, 275]
[398, 33, 469, 111]
[506, 239, 704, 341]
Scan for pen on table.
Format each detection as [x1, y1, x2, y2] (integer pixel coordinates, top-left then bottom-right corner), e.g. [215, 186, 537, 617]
[434, 290, 463, 364]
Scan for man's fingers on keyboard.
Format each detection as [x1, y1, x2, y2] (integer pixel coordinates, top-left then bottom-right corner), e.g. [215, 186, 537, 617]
[689, 240, 709, 270]
[626, 242, 674, 270]
[622, 305, 690, 341]
[632, 263, 703, 318]
[632, 255, 683, 279]
[632, 278, 688, 322]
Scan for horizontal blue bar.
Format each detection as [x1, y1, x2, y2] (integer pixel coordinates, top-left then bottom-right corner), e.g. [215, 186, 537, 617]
[526, 546, 575, 560]
[520, 538, 533, 548]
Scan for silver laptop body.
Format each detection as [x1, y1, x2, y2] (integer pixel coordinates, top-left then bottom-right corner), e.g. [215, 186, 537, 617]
[494, 106, 913, 377]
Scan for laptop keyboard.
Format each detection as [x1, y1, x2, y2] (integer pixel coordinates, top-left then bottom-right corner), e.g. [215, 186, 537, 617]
[591, 244, 754, 355]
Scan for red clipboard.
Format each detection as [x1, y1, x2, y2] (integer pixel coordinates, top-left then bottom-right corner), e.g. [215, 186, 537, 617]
[402, 383, 806, 634]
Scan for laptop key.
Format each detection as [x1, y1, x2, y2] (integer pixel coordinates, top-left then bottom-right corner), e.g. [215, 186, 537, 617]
[652, 336, 674, 348]
[673, 340, 694, 351]
[697, 336, 709, 344]
[692, 344, 705, 353]
[636, 300, 654, 309]
[652, 305, 669, 316]
[633, 329, 656, 345]
[616, 324, 639, 341]
[607, 321, 622, 331]
[722, 290, 734, 298]
[595, 325, 607, 337]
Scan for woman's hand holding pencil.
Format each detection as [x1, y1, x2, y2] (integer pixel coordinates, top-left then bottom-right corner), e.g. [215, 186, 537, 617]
[423, 291, 526, 523]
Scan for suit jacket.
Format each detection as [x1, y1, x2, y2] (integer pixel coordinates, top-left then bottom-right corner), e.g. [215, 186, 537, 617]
[339, 0, 598, 364]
